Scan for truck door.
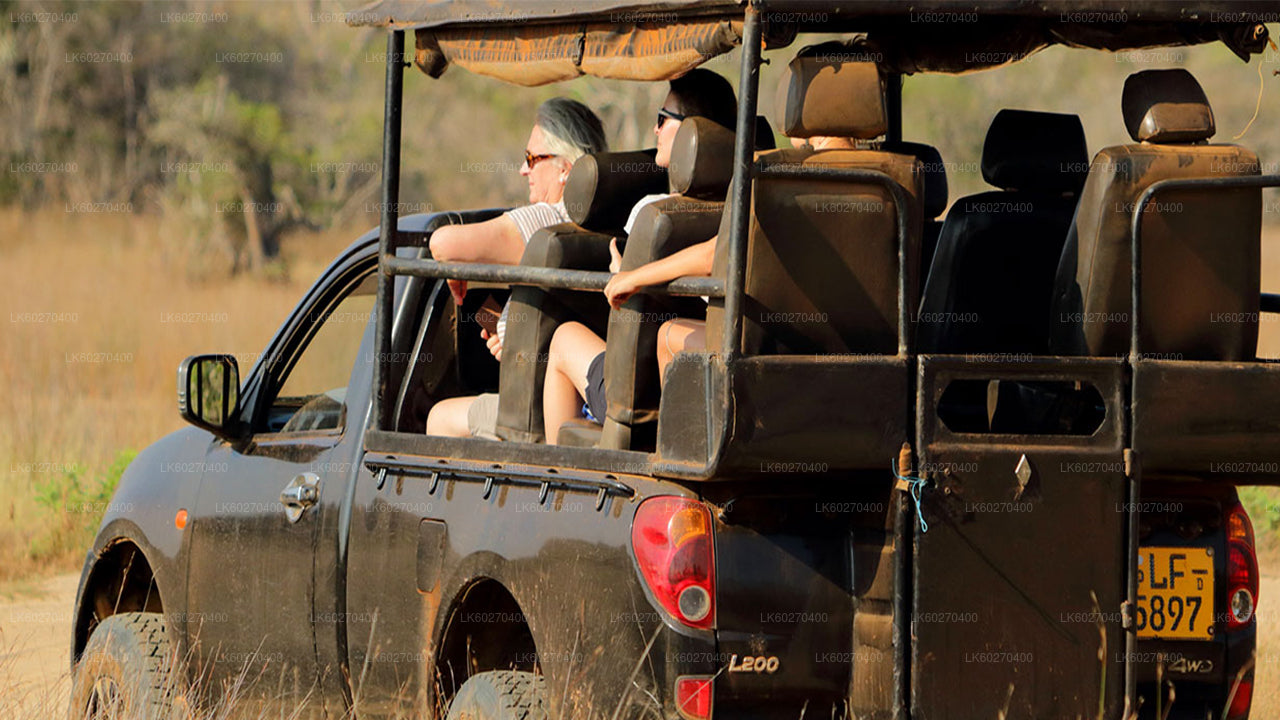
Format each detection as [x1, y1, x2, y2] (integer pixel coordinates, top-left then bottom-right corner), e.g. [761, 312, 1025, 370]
[186, 262, 376, 718]
[910, 359, 1129, 720]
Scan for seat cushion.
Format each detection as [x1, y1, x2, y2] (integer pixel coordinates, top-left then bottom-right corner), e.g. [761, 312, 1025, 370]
[556, 418, 603, 448]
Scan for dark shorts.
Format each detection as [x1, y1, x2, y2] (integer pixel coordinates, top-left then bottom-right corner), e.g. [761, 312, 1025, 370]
[584, 351, 606, 423]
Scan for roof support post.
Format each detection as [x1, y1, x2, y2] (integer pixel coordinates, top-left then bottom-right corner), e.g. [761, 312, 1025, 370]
[720, 1, 762, 364]
[886, 72, 902, 144]
[374, 29, 405, 432]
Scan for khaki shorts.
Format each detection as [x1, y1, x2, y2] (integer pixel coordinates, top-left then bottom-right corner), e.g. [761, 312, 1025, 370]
[466, 393, 500, 440]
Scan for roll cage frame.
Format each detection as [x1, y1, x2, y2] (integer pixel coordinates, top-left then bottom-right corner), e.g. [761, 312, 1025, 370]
[363, 4, 1280, 715]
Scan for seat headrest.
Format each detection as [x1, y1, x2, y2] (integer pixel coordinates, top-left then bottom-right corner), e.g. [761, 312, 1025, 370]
[563, 149, 668, 233]
[981, 109, 1089, 194]
[1121, 69, 1215, 144]
[776, 49, 887, 139]
[884, 141, 948, 219]
[668, 117, 736, 199]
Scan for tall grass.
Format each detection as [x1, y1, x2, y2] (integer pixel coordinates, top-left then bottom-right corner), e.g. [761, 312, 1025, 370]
[0, 207, 365, 584]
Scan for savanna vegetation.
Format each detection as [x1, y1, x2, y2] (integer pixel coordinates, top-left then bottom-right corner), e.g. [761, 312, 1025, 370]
[0, 1, 1278, 717]
[1, 0, 1278, 584]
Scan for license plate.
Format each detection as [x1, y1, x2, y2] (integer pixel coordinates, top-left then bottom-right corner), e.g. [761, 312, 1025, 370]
[1136, 547, 1215, 640]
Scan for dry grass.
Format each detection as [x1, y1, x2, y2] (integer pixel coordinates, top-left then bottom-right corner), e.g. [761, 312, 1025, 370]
[0, 208, 364, 583]
[3, 211, 1280, 716]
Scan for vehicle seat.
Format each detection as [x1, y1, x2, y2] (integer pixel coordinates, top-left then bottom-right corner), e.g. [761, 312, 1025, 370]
[918, 109, 1088, 354]
[495, 150, 666, 443]
[703, 51, 926, 356]
[884, 141, 948, 287]
[1051, 69, 1262, 360]
[556, 117, 736, 450]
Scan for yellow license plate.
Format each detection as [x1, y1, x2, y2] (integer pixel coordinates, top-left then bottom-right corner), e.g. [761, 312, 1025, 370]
[1136, 547, 1215, 640]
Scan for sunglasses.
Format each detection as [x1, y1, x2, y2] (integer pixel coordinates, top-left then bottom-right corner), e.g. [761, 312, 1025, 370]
[656, 107, 687, 129]
[524, 150, 558, 169]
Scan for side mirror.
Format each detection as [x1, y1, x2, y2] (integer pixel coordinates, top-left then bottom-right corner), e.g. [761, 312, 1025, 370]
[178, 355, 243, 439]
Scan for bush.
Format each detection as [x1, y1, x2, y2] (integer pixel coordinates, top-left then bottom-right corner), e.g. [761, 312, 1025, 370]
[30, 449, 137, 563]
[1238, 485, 1280, 551]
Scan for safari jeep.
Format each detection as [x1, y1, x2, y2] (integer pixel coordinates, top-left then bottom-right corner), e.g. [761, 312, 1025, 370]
[70, 2, 1278, 719]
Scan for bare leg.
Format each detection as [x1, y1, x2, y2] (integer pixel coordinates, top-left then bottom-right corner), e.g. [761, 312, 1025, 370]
[657, 319, 706, 387]
[426, 396, 476, 437]
[544, 322, 606, 445]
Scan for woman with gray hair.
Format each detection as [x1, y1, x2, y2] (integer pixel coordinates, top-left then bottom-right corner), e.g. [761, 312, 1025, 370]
[426, 97, 608, 439]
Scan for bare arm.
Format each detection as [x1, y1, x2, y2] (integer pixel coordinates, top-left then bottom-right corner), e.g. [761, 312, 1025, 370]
[429, 214, 527, 304]
[428, 215, 526, 265]
[604, 236, 716, 310]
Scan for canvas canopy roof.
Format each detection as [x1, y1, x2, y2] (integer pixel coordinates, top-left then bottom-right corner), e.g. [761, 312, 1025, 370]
[348, 1, 1273, 84]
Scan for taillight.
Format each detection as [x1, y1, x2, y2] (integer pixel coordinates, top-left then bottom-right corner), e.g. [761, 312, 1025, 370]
[675, 675, 714, 720]
[1225, 502, 1258, 632]
[631, 496, 715, 629]
[1226, 675, 1253, 720]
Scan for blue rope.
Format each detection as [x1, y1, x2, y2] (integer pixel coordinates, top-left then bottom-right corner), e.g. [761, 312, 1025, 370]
[892, 461, 930, 533]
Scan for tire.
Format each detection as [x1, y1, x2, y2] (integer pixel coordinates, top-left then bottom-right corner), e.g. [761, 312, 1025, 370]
[445, 670, 549, 720]
[69, 612, 178, 720]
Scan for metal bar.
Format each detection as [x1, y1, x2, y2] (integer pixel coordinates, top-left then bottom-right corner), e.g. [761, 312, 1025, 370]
[721, 1, 762, 362]
[754, 164, 913, 355]
[382, 255, 726, 298]
[1123, 450, 1140, 719]
[885, 73, 903, 145]
[1125, 173, 1280, 714]
[373, 30, 405, 434]
[1263, 292, 1280, 314]
[363, 453, 635, 498]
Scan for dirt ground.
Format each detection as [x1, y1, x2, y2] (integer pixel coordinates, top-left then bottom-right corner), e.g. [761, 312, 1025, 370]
[0, 573, 76, 717]
[2, 572, 1278, 718]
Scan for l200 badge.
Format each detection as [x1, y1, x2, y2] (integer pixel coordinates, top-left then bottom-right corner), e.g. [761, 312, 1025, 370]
[727, 654, 780, 673]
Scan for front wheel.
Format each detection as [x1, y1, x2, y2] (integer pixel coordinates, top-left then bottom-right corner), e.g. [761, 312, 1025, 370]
[445, 670, 548, 720]
[69, 612, 178, 720]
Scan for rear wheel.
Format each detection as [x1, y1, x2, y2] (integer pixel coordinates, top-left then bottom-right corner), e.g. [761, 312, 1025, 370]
[69, 612, 177, 720]
[445, 670, 548, 720]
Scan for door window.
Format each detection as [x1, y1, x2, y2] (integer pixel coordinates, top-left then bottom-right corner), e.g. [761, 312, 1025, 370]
[265, 273, 376, 433]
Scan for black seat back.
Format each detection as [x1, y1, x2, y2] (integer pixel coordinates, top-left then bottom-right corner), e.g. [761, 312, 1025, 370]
[918, 109, 1088, 354]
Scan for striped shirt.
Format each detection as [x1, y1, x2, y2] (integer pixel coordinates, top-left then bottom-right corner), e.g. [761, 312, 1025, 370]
[504, 200, 570, 244]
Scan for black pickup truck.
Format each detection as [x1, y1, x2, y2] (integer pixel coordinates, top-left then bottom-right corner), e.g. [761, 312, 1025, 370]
[71, 2, 1277, 720]
[67, 208, 1264, 720]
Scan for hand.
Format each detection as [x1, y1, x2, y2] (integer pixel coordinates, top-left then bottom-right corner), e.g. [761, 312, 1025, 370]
[608, 238, 623, 274]
[447, 279, 468, 306]
[481, 328, 502, 361]
[604, 270, 642, 311]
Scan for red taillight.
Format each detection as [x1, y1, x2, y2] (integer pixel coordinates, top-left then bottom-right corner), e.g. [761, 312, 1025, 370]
[1225, 502, 1258, 632]
[631, 497, 715, 629]
[1226, 676, 1253, 720]
[675, 675, 714, 720]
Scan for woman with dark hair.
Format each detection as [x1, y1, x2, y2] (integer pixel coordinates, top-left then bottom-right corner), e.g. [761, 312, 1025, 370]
[622, 68, 738, 233]
[541, 69, 739, 444]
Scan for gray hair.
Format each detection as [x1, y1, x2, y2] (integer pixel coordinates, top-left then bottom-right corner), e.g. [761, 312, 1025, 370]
[536, 97, 608, 165]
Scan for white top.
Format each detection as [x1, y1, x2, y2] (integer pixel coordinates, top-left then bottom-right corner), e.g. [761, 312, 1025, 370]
[623, 193, 673, 235]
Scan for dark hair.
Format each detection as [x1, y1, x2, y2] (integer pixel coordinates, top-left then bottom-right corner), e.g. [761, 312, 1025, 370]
[668, 69, 737, 131]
